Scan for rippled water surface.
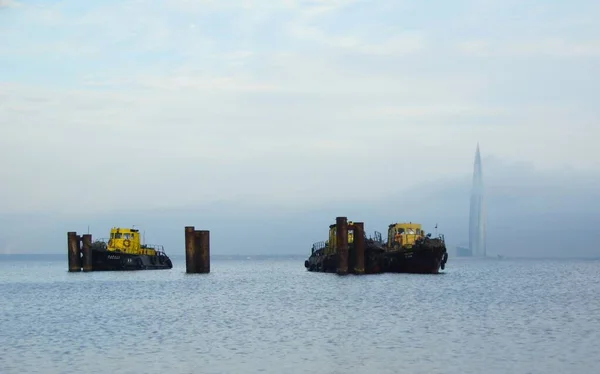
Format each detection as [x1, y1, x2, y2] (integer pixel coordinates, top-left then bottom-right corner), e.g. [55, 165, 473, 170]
[1, 255, 599, 374]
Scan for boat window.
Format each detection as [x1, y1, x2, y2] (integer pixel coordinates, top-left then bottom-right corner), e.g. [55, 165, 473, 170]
[114, 233, 122, 239]
[110, 233, 114, 238]
[407, 228, 415, 234]
[124, 233, 130, 239]
[397, 228, 405, 234]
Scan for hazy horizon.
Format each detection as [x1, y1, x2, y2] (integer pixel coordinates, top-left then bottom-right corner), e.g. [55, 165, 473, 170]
[1, 153, 599, 258]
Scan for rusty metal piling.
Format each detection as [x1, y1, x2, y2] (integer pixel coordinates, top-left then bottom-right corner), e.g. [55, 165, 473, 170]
[336, 216, 349, 275]
[185, 226, 197, 273]
[353, 222, 365, 274]
[67, 231, 81, 272]
[195, 230, 210, 273]
[185, 226, 211, 274]
[81, 234, 93, 272]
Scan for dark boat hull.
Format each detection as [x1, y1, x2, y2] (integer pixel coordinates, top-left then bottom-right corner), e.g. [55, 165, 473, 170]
[378, 248, 447, 274]
[91, 249, 173, 271]
[305, 238, 448, 275]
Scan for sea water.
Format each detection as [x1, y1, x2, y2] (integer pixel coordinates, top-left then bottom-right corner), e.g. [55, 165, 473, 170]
[1, 255, 599, 374]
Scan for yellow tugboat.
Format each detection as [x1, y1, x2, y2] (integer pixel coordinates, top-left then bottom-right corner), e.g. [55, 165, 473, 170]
[383, 222, 448, 272]
[90, 227, 173, 271]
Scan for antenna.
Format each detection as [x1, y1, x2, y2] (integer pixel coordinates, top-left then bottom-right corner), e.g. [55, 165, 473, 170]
[132, 225, 145, 245]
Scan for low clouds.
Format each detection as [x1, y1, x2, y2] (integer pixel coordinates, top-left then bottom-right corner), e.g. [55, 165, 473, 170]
[1, 155, 599, 257]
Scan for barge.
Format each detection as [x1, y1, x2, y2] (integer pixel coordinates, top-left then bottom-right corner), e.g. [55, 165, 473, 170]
[304, 217, 448, 274]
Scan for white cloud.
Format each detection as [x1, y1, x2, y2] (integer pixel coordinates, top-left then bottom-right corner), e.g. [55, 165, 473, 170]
[457, 39, 600, 58]
[0, 0, 598, 214]
[287, 22, 428, 56]
[0, 0, 20, 8]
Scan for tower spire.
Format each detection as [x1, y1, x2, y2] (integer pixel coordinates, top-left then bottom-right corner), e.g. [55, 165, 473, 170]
[469, 143, 486, 256]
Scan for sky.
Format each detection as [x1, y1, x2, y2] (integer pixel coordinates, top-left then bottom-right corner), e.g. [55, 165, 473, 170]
[1, 0, 599, 256]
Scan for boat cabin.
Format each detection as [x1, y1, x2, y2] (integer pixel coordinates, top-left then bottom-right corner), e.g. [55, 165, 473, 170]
[387, 222, 424, 249]
[324, 221, 354, 255]
[107, 227, 157, 256]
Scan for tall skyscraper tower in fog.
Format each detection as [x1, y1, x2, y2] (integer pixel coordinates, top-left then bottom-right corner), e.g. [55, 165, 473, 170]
[469, 143, 486, 256]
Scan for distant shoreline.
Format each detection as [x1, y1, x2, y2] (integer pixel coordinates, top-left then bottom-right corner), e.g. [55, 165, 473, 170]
[1, 253, 599, 261]
[0, 253, 308, 259]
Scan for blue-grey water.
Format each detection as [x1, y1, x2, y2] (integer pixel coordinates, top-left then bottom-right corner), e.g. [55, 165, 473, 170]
[1, 255, 599, 374]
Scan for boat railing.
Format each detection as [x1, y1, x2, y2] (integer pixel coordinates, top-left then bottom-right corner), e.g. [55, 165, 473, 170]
[141, 244, 166, 254]
[94, 238, 166, 254]
[368, 231, 384, 244]
[311, 241, 326, 254]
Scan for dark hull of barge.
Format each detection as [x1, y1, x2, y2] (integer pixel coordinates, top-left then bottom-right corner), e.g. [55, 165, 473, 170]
[304, 237, 448, 275]
[91, 249, 173, 271]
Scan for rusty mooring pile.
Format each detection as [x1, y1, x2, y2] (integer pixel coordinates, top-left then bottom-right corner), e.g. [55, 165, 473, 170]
[184, 226, 210, 274]
[334, 217, 365, 275]
[67, 232, 93, 272]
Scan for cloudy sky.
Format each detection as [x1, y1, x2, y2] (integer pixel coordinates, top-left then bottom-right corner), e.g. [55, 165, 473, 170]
[1, 0, 599, 255]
